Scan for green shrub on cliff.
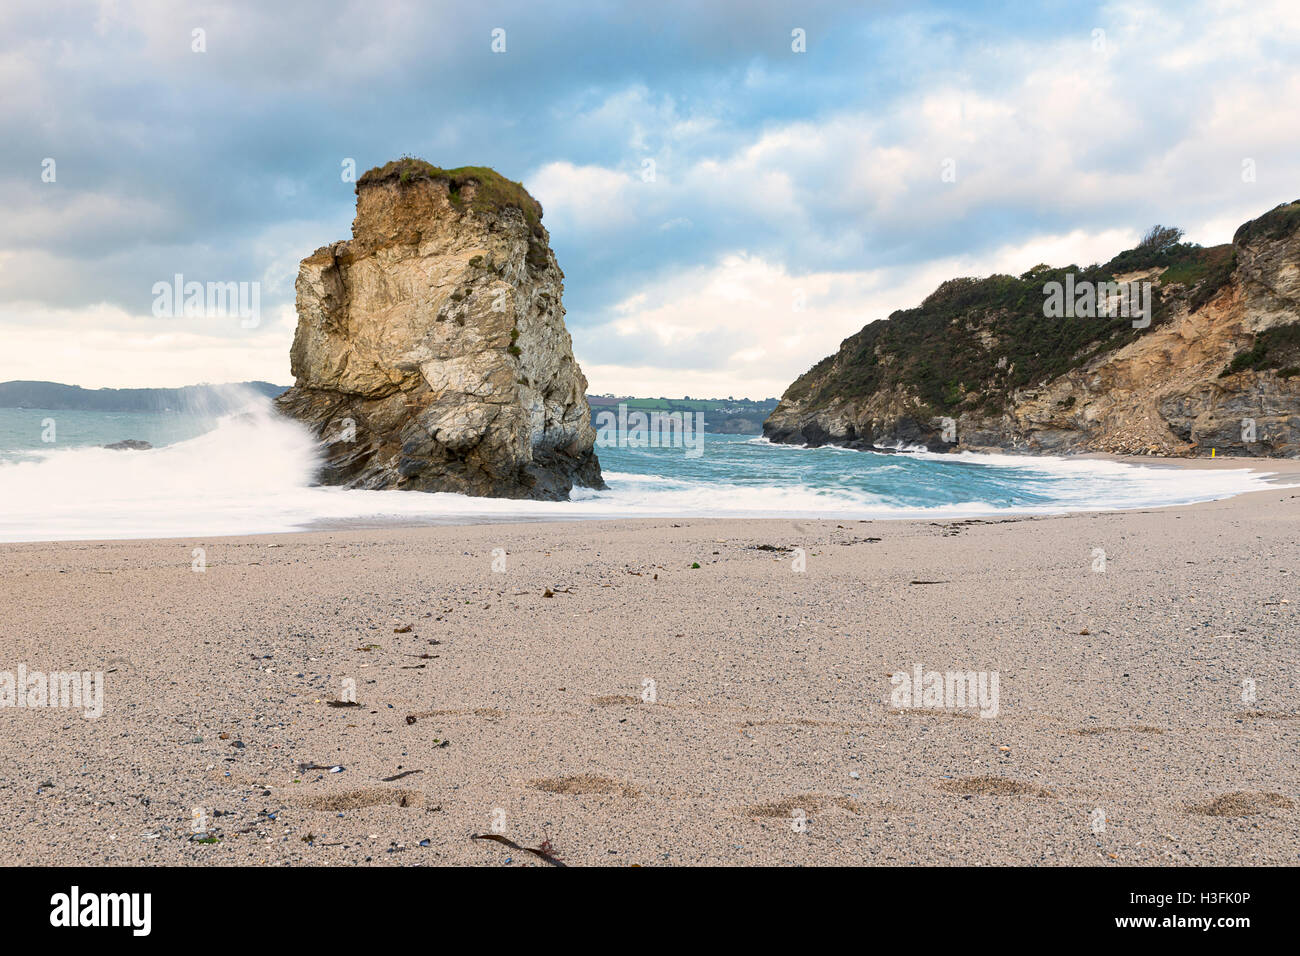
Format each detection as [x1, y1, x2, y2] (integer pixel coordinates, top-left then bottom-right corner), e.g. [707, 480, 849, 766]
[358, 157, 543, 233]
[1233, 199, 1300, 245]
[1221, 322, 1300, 377]
[796, 234, 1247, 417]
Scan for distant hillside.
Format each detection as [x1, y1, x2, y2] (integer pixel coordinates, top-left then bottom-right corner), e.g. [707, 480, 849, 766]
[588, 395, 780, 434]
[0, 382, 780, 435]
[0, 381, 288, 412]
[765, 200, 1300, 457]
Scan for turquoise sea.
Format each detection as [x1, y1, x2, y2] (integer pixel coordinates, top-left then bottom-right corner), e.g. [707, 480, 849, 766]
[0, 401, 1281, 542]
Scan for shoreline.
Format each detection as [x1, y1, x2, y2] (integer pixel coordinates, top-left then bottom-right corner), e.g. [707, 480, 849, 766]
[1078, 451, 1300, 479]
[1, 469, 1296, 865]
[1, 450, 1296, 547]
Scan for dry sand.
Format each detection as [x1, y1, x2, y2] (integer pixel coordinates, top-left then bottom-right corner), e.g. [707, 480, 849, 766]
[1, 458, 1298, 866]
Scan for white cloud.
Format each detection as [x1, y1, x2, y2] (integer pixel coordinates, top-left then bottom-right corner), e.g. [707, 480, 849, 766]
[577, 226, 1148, 400]
[4, 0, 1299, 398]
[530, 162, 638, 232]
[0, 301, 293, 388]
[556, 0, 1300, 396]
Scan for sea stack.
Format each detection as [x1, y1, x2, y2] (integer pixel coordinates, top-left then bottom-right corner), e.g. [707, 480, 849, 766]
[276, 159, 604, 499]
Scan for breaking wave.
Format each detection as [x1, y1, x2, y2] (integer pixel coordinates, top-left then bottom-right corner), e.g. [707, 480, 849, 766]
[0, 394, 1284, 542]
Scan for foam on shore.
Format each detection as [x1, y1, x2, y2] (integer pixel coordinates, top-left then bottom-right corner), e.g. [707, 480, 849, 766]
[0, 400, 1286, 542]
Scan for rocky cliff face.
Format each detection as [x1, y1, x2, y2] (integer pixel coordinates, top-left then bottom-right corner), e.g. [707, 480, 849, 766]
[276, 160, 604, 499]
[765, 200, 1300, 457]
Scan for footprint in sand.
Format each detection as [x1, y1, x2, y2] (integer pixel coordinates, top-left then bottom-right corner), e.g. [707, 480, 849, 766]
[527, 774, 640, 798]
[590, 694, 640, 707]
[938, 775, 1054, 797]
[294, 788, 424, 811]
[1187, 791, 1294, 817]
[745, 794, 862, 818]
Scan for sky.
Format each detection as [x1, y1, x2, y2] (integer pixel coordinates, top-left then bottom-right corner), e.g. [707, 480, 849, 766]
[2, 0, 1298, 400]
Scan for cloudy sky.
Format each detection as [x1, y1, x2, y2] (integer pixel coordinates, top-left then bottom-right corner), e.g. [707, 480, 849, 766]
[3, 0, 1298, 398]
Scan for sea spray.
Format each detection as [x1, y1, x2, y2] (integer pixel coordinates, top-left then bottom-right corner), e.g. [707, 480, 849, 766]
[0, 421, 1283, 542]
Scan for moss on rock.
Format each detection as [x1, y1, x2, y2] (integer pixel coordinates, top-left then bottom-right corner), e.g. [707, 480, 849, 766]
[358, 157, 543, 233]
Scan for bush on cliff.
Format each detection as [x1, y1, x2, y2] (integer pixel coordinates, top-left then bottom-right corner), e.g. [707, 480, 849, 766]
[359, 157, 543, 233]
[797, 234, 1245, 417]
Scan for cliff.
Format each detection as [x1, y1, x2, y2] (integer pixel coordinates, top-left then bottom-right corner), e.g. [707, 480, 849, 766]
[764, 200, 1300, 457]
[276, 159, 604, 499]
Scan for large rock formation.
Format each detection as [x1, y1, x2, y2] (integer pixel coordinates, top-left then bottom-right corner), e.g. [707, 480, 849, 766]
[277, 159, 604, 498]
[765, 200, 1300, 457]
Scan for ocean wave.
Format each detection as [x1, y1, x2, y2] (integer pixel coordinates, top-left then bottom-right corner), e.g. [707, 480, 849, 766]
[0, 397, 1285, 542]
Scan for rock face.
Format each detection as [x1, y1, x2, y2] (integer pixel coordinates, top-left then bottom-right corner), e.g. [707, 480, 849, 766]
[765, 200, 1300, 457]
[276, 160, 604, 499]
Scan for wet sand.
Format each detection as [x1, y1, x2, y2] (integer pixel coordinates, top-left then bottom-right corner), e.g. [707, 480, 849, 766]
[1, 458, 1297, 866]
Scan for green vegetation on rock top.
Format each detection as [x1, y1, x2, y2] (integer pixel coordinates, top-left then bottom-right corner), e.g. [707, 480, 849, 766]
[784, 232, 1246, 419]
[358, 157, 543, 231]
[1233, 199, 1300, 245]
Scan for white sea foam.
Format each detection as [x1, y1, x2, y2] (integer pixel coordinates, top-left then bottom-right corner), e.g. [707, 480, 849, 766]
[0, 398, 1285, 542]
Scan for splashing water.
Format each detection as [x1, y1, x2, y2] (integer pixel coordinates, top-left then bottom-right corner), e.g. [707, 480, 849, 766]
[0, 393, 1284, 542]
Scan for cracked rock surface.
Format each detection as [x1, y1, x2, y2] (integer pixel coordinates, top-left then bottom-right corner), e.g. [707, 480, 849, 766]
[277, 165, 603, 500]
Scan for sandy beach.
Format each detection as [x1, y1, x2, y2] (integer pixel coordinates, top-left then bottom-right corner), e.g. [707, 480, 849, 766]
[2, 457, 1297, 867]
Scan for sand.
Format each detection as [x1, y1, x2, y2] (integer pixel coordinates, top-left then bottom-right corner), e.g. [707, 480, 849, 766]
[1, 457, 1297, 866]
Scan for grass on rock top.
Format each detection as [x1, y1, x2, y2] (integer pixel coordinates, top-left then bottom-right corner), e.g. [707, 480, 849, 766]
[1233, 198, 1300, 245]
[358, 157, 543, 232]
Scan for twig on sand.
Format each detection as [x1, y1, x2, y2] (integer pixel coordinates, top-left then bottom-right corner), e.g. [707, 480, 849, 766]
[381, 769, 423, 782]
[471, 832, 566, 867]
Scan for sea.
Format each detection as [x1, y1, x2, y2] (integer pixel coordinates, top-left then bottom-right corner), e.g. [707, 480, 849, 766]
[0, 395, 1282, 542]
